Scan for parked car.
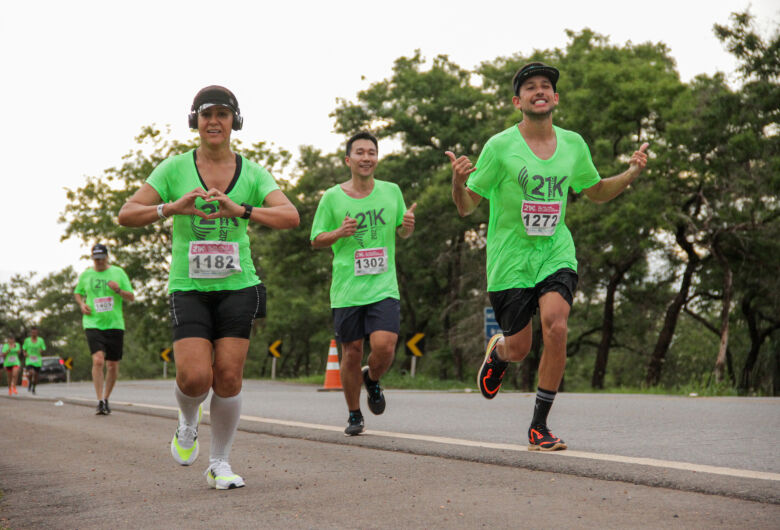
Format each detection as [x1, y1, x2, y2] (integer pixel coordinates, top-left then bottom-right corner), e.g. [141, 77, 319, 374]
[39, 356, 67, 383]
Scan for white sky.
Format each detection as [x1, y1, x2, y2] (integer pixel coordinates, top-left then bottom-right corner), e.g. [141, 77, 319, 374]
[1, 0, 777, 282]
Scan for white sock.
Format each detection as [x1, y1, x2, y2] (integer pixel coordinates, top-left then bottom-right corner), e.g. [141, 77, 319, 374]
[209, 392, 242, 464]
[175, 383, 208, 427]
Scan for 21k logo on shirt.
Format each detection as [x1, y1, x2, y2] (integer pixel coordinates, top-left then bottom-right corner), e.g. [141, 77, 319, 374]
[346, 208, 386, 247]
[518, 166, 568, 199]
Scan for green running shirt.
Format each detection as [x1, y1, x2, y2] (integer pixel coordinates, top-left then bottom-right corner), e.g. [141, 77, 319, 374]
[22, 337, 46, 367]
[467, 125, 601, 290]
[147, 150, 279, 293]
[2, 344, 21, 367]
[74, 265, 134, 330]
[310, 180, 406, 308]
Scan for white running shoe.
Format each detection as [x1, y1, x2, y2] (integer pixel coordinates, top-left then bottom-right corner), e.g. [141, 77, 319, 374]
[205, 460, 245, 490]
[170, 405, 202, 466]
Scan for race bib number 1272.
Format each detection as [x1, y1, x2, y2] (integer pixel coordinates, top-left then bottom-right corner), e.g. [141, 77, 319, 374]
[522, 201, 561, 236]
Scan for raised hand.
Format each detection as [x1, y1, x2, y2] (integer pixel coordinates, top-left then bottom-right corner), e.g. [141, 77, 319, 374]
[169, 188, 210, 219]
[401, 203, 417, 234]
[203, 188, 243, 219]
[339, 216, 357, 238]
[445, 151, 477, 186]
[629, 143, 650, 173]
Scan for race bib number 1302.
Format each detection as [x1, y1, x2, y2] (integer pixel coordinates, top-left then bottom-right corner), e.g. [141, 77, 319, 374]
[522, 201, 561, 236]
[188, 241, 242, 279]
[354, 247, 388, 276]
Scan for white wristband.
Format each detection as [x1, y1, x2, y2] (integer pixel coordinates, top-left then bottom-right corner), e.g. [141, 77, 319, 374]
[157, 203, 167, 220]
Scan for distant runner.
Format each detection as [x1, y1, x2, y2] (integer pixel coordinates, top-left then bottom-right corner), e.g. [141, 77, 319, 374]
[3, 335, 21, 396]
[311, 131, 416, 436]
[22, 326, 46, 395]
[118, 85, 299, 490]
[448, 62, 648, 451]
[74, 243, 135, 415]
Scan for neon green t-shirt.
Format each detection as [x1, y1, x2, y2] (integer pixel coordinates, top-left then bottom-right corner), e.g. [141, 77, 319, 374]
[74, 265, 134, 330]
[147, 150, 280, 293]
[22, 337, 46, 367]
[310, 180, 406, 308]
[2, 344, 21, 367]
[467, 125, 601, 290]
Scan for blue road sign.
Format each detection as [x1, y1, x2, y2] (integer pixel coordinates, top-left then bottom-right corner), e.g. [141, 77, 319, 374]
[484, 307, 501, 345]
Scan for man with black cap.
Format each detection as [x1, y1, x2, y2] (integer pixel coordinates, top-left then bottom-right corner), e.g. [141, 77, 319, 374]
[74, 243, 135, 415]
[118, 85, 299, 490]
[446, 62, 648, 451]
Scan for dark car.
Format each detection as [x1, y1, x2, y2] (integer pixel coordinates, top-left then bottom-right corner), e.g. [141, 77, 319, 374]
[39, 356, 67, 383]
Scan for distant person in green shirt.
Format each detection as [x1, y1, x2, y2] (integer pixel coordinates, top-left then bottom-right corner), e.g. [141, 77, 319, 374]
[3, 335, 22, 396]
[22, 326, 46, 395]
[118, 85, 299, 490]
[447, 62, 648, 451]
[311, 131, 417, 436]
[74, 243, 135, 416]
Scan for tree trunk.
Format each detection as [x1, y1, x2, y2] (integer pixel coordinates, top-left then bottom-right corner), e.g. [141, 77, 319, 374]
[592, 255, 639, 389]
[445, 232, 464, 380]
[713, 247, 733, 382]
[740, 294, 760, 392]
[646, 225, 699, 386]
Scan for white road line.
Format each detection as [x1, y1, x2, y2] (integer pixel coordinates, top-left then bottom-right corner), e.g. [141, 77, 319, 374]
[69, 397, 780, 483]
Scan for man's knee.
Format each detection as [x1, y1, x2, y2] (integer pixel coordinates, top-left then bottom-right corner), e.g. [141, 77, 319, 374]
[542, 317, 568, 344]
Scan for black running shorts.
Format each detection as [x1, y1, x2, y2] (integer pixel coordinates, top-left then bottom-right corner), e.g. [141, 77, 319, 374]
[85, 329, 125, 361]
[488, 268, 578, 337]
[169, 284, 267, 342]
[332, 297, 400, 344]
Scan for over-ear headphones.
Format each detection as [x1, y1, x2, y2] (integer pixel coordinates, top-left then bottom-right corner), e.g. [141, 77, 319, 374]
[188, 86, 244, 131]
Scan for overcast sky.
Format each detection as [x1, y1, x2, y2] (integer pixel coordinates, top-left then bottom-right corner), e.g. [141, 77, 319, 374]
[1, 0, 777, 282]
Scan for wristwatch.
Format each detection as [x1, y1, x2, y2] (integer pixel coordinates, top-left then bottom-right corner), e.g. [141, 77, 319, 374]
[240, 203, 253, 219]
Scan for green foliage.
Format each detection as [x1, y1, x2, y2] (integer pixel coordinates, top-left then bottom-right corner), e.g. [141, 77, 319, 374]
[3, 10, 772, 397]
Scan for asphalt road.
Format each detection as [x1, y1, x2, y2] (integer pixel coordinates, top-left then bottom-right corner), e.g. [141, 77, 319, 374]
[1, 397, 778, 529]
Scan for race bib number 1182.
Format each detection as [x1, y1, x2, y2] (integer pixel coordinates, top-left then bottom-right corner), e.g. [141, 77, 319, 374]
[188, 241, 242, 279]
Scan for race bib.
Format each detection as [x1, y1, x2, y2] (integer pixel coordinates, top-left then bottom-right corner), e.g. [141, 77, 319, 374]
[94, 296, 115, 313]
[29, 355, 40, 363]
[354, 247, 388, 276]
[522, 201, 561, 236]
[188, 241, 242, 279]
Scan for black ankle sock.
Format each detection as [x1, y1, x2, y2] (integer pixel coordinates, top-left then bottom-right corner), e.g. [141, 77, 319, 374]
[531, 387, 557, 427]
[349, 409, 362, 417]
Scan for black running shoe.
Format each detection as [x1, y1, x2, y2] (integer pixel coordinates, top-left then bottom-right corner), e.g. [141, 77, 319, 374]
[96, 400, 106, 415]
[362, 366, 386, 415]
[344, 412, 365, 436]
[528, 424, 567, 451]
[477, 334, 508, 399]
[104, 399, 111, 415]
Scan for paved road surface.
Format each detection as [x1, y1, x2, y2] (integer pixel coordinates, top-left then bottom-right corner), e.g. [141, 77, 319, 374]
[0, 398, 778, 529]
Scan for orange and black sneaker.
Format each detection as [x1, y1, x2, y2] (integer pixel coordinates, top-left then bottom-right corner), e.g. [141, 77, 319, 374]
[528, 424, 567, 451]
[477, 334, 508, 399]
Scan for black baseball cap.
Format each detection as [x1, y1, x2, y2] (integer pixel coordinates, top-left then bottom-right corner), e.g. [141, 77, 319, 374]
[512, 62, 560, 95]
[91, 244, 108, 259]
[191, 85, 240, 114]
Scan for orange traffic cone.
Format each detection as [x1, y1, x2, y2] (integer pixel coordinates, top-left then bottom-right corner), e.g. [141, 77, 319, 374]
[21, 370, 29, 388]
[317, 340, 342, 392]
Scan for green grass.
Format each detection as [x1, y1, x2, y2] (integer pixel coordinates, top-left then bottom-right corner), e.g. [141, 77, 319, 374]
[264, 373, 744, 396]
[271, 371, 476, 391]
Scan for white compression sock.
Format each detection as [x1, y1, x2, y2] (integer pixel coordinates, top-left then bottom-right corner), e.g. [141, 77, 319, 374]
[209, 392, 242, 464]
[175, 383, 208, 427]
